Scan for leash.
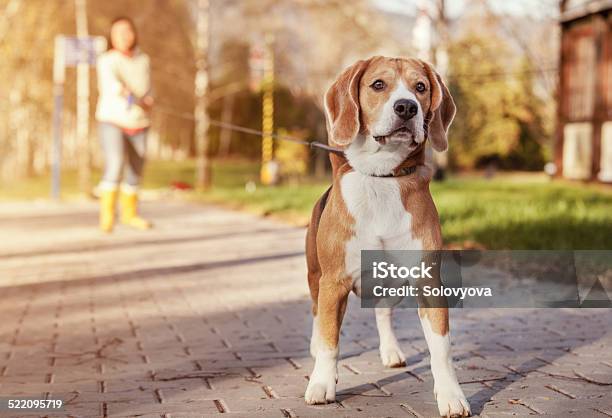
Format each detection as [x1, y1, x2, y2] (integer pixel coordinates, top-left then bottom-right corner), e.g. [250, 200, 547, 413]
[154, 106, 423, 176]
[207, 120, 345, 156]
[153, 107, 345, 156]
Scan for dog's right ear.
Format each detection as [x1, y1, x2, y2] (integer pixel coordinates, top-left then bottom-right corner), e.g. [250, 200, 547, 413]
[324, 59, 371, 147]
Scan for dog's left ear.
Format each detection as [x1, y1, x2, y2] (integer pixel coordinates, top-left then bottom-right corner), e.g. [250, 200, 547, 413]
[324, 58, 372, 147]
[421, 61, 456, 152]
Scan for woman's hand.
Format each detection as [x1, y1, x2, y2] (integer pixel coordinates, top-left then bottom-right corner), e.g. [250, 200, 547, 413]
[140, 95, 154, 111]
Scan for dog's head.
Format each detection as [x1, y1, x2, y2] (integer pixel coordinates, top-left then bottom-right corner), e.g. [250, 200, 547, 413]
[324, 56, 455, 176]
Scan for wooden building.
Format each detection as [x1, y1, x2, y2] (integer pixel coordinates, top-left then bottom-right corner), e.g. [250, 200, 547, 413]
[557, 0, 612, 181]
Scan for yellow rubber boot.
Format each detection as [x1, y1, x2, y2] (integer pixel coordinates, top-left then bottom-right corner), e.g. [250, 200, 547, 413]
[99, 190, 118, 233]
[120, 191, 152, 230]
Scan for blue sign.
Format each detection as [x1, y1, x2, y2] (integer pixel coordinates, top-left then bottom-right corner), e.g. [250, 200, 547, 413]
[63, 36, 105, 66]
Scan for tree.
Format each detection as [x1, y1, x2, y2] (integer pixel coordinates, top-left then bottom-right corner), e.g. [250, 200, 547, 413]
[447, 32, 548, 169]
[194, 0, 211, 189]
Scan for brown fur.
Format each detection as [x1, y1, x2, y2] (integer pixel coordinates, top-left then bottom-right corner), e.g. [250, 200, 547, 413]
[324, 59, 372, 146]
[423, 64, 456, 152]
[307, 56, 456, 349]
[396, 168, 450, 336]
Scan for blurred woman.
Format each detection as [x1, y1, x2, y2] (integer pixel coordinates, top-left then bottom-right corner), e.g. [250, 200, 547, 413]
[96, 16, 153, 232]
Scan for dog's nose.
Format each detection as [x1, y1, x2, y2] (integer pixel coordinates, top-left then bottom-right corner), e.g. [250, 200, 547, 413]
[393, 99, 418, 120]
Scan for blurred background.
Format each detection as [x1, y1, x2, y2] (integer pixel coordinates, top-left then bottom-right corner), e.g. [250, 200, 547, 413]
[0, 0, 610, 249]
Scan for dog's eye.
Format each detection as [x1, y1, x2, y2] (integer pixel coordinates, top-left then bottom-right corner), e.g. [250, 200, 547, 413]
[370, 80, 386, 91]
[415, 82, 427, 93]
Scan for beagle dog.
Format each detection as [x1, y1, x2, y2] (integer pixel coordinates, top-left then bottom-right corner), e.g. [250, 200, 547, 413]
[305, 56, 470, 417]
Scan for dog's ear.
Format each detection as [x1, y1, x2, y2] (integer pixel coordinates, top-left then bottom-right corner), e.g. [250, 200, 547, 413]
[324, 58, 371, 147]
[421, 61, 456, 152]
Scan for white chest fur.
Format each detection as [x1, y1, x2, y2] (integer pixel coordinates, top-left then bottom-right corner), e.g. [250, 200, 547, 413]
[340, 171, 423, 287]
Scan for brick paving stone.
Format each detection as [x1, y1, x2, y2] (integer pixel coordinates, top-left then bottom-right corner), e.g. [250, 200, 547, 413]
[0, 199, 611, 417]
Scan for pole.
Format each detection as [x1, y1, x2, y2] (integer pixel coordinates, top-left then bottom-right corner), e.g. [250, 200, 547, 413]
[432, 0, 449, 179]
[260, 33, 275, 185]
[412, 0, 432, 62]
[195, 0, 211, 190]
[52, 36, 66, 200]
[75, 0, 91, 193]
[413, 0, 448, 180]
[52, 87, 64, 200]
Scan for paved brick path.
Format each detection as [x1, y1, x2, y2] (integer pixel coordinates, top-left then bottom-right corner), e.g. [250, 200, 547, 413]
[0, 199, 611, 418]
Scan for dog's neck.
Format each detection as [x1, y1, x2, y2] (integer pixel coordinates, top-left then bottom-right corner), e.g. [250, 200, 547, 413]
[382, 144, 425, 177]
[329, 143, 425, 179]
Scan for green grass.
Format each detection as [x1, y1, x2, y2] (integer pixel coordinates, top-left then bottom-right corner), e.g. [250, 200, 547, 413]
[0, 168, 89, 201]
[430, 176, 612, 249]
[143, 160, 330, 223]
[2, 159, 612, 249]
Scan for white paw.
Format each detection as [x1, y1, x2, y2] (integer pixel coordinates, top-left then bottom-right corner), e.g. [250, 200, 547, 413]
[380, 343, 406, 368]
[435, 385, 471, 417]
[305, 379, 336, 404]
[305, 346, 338, 405]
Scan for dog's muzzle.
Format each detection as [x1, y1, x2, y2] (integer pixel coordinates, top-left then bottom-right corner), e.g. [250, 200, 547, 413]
[374, 124, 417, 144]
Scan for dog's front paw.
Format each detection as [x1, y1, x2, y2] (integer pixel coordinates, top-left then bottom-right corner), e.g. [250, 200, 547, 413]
[306, 347, 338, 405]
[305, 379, 336, 404]
[379, 343, 406, 368]
[435, 385, 471, 417]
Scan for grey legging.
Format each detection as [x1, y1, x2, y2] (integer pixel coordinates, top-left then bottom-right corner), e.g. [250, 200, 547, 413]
[99, 122, 147, 190]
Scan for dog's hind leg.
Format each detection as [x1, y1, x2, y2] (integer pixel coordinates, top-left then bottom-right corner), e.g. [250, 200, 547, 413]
[375, 307, 407, 368]
[306, 217, 322, 359]
[308, 266, 321, 358]
[306, 187, 330, 358]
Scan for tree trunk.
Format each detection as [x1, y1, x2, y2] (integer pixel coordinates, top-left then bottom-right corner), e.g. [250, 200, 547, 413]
[194, 0, 211, 189]
[75, 0, 91, 194]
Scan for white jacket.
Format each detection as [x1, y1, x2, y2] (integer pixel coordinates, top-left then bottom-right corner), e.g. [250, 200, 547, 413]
[95, 49, 151, 129]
